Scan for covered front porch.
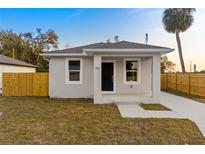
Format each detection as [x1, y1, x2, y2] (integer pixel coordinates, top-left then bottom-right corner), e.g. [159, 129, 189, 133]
[93, 53, 161, 104]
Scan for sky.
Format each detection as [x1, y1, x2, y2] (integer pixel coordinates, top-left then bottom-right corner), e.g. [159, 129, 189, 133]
[0, 8, 204, 71]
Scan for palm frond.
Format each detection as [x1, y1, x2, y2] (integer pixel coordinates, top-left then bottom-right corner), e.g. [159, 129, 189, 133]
[162, 8, 195, 33]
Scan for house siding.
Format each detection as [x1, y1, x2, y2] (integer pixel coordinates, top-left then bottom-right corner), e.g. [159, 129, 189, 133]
[102, 57, 152, 95]
[49, 56, 153, 101]
[49, 57, 94, 98]
[94, 55, 160, 104]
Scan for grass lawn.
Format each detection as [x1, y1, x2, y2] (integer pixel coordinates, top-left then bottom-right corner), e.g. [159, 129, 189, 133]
[139, 103, 171, 111]
[0, 97, 204, 144]
[162, 90, 205, 104]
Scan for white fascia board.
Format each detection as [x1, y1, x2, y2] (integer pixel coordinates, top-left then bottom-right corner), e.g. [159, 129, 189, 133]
[40, 51, 88, 57]
[83, 48, 174, 55]
[40, 48, 174, 57]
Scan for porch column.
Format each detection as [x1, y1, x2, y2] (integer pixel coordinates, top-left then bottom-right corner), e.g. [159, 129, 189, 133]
[93, 55, 102, 104]
[152, 55, 160, 103]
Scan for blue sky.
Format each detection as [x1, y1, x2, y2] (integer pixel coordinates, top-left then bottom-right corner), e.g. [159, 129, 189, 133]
[0, 8, 166, 47]
[0, 8, 204, 71]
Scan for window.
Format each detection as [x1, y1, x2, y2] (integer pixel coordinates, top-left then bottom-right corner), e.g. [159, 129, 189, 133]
[123, 58, 141, 85]
[66, 58, 82, 84]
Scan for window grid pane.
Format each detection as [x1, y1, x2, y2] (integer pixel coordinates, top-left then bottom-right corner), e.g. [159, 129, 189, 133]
[68, 60, 81, 82]
[69, 70, 80, 73]
[126, 71, 137, 81]
[126, 70, 137, 72]
[126, 61, 138, 71]
[69, 71, 80, 81]
[69, 61, 80, 70]
[125, 60, 139, 82]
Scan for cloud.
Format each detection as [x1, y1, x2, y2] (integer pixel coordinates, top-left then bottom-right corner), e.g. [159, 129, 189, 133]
[65, 9, 85, 20]
[66, 12, 81, 20]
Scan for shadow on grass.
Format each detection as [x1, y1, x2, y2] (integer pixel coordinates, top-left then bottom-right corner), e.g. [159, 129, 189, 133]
[162, 90, 205, 104]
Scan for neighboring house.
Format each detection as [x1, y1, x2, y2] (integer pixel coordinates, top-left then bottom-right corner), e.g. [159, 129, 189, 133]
[0, 54, 36, 93]
[41, 41, 173, 104]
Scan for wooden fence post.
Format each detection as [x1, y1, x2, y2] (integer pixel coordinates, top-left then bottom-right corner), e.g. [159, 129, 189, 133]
[188, 73, 191, 96]
[161, 73, 205, 97]
[176, 73, 177, 92]
[166, 74, 168, 90]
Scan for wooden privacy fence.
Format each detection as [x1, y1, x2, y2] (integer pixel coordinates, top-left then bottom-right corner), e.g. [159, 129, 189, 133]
[161, 73, 205, 97]
[2, 73, 49, 96]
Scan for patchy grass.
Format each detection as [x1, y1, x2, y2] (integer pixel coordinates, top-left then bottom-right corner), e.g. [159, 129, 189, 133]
[0, 97, 204, 145]
[162, 90, 205, 104]
[140, 103, 171, 111]
[195, 98, 205, 104]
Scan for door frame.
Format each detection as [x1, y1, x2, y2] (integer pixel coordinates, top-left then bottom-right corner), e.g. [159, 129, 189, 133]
[101, 60, 116, 94]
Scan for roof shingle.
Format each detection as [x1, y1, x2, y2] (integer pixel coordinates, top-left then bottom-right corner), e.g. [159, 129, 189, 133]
[0, 54, 37, 68]
[47, 41, 172, 54]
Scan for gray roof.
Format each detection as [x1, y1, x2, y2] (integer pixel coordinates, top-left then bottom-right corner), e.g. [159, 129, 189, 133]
[46, 41, 172, 54]
[0, 54, 37, 68]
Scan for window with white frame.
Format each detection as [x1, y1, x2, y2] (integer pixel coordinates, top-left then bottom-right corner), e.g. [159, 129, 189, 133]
[66, 58, 82, 84]
[123, 58, 141, 85]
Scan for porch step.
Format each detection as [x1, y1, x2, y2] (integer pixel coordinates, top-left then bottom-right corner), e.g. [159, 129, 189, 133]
[115, 102, 141, 105]
[114, 97, 142, 104]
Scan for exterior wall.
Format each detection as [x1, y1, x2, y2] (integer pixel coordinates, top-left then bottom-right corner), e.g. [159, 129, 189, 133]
[151, 54, 161, 103]
[49, 54, 161, 104]
[0, 64, 36, 93]
[93, 55, 102, 102]
[102, 57, 152, 95]
[93, 54, 161, 104]
[0, 65, 36, 73]
[49, 57, 94, 98]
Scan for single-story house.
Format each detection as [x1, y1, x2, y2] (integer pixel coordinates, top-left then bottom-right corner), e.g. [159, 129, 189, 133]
[0, 54, 36, 93]
[41, 41, 173, 104]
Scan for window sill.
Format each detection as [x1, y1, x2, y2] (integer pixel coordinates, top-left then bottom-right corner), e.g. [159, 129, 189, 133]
[123, 81, 141, 85]
[65, 81, 83, 85]
[101, 91, 116, 94]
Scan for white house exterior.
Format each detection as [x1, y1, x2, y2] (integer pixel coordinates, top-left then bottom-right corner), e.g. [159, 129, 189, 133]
[41, 41, 173, 104]
[0, 55, 36, 93]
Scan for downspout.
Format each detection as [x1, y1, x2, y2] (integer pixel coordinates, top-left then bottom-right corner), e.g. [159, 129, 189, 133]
[43, 56, 49, 62]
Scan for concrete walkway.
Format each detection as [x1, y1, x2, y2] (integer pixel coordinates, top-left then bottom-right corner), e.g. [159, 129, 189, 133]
[117, 92, 205, 137]
[118, 103, 185, 118]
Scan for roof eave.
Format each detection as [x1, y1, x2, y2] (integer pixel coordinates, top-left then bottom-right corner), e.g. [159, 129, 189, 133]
[40, 48, 174, 57]
[0, 62, 37, 68]
[40, 52, 88, 57]
[83, 48, 174, 55]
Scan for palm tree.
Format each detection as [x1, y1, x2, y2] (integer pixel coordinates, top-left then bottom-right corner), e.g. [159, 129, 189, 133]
[162, 8, 195, 72]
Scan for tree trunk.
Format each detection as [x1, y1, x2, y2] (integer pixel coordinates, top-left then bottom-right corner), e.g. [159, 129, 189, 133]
[12, 48, 15, 59]
[176, 32, 186, 72]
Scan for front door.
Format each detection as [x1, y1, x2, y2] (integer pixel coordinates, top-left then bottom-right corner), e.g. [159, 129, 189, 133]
[101, 62, 113, 92]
